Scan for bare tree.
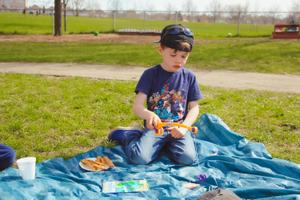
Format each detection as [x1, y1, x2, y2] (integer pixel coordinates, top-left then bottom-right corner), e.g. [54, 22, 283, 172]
[54, 0, 62, 36]
[23, 0, 28, 14]
[269, 4, 280, 24]
[289, 0, 300, 23]
[227, 2, 249, 36]
[207, 0, 222, 23]
[108, 0, 122, 32]
[70, 0, 85, 16]
[84, 0, 101, 10]
[144, 1, 155, 11]
[109, 0, 122, 11]
[177, 11, 183, 22]
[166, 3, 174, 20]
[183, 0, 197, 21]
[62, 0, 69, 32]
[184, 0, 193, 13]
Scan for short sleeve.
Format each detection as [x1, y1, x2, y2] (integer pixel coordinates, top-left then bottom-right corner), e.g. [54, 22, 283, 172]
[187, 73, 203, 102]
[135, 69, 153, 95]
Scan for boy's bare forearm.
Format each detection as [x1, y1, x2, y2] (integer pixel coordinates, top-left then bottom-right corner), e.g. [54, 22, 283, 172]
[182, 101, 199, 126]
[133, 92, 149, 120]
[133, 104, 152, 120]
[133, 93, 161, 129]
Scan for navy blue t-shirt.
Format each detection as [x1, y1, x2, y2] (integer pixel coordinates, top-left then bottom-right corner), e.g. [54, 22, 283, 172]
[135, 65, 202, 122]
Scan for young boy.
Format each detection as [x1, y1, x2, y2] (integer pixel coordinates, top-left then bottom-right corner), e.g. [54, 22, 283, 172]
[109, 24, 202, 165]
[0, 144, 16, 171]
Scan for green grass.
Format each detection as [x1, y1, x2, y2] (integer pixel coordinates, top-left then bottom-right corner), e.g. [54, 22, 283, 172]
[0, 74, 299, 163]
[0, 12, 273, 38]
[0, 39, 300, 74]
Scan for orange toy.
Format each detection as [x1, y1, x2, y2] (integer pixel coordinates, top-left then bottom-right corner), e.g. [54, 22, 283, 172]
[155, 122, 198, 136]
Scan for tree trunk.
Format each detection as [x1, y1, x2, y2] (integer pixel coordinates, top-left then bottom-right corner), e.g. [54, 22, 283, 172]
[63, 0, 67, 32]
[236, 12, 241, 37]
[54, 0, 62, 36]
[23, 0, 27, 14]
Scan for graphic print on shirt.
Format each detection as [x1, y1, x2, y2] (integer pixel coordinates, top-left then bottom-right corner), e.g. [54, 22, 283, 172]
[149, 83, 186, 121]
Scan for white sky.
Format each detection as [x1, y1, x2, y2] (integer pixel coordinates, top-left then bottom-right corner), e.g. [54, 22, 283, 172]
[28, 0, 299, 12]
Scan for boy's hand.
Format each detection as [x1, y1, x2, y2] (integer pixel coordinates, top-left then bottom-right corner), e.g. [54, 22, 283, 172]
[167, 127, 186, 139]
[145, 112, 161, 130]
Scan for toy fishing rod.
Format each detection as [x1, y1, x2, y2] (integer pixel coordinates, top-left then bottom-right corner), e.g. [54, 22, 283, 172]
[155, 121, 198, 136]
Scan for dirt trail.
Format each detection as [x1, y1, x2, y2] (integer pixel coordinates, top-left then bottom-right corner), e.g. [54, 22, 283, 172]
[0, 33, 269, 44]
[1, 62, 299, 94]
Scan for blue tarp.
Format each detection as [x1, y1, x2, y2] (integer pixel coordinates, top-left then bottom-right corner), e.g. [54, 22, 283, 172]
[0, 113, 300, 200]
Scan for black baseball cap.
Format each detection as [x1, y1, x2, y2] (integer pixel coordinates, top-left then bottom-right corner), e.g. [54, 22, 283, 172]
[158, 24, 194, 52]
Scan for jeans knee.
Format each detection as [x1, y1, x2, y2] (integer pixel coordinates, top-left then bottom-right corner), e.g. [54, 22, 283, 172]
[131, 156, 152, 165]
[128, 152, 153, 165]
[176, 150, 197, 165]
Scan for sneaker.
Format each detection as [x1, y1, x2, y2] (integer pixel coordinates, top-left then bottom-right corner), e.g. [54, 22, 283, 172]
[108, 127, 143, 146]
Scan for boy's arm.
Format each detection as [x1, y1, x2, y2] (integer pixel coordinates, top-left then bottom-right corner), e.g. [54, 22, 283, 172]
[182, 100, 199, 126]
[133, 92, 161, 129]
[169, 100, 199, 138]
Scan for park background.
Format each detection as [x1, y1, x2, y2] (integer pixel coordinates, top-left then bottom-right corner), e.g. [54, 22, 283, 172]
[0, 0, 299, 164]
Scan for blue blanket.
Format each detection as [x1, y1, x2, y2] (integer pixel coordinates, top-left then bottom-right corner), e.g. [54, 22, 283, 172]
[1, 113, 299, 200]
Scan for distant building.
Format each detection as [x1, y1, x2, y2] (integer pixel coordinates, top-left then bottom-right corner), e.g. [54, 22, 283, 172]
[0, 0, 27, 9]
[29, 4, 41, 10]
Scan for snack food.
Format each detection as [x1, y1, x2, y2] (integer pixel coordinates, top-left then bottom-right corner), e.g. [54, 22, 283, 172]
[80, 156, 115, 171]
[96, 156, 115, 168]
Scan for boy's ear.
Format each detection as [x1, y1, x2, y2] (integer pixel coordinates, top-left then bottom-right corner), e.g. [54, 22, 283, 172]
[157, 45, 163, 55]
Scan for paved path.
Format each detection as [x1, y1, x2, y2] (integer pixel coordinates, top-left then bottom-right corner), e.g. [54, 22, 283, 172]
[0, 62, 299, 94]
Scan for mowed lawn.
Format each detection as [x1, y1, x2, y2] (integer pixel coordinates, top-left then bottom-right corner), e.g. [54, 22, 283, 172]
[0, 74, 299, 163]
[0, 12, 273, 38]
[0, 39, 300, 74]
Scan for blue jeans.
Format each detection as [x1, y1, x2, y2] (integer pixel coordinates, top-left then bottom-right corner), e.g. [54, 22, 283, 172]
[124, 129, 196, 165]
[0, 144, 16, 171]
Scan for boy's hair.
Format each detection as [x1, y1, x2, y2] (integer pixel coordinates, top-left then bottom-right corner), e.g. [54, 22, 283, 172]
[159, 24, 194, 52]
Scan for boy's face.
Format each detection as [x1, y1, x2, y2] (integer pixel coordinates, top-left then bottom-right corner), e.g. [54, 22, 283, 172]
[159, 46, 190, 72]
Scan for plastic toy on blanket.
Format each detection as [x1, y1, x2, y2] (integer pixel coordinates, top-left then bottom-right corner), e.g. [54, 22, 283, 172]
[155, 121, 198, 136]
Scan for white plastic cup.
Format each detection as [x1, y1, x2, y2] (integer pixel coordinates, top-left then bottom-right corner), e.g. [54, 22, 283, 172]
[16, 157, 36, 180]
